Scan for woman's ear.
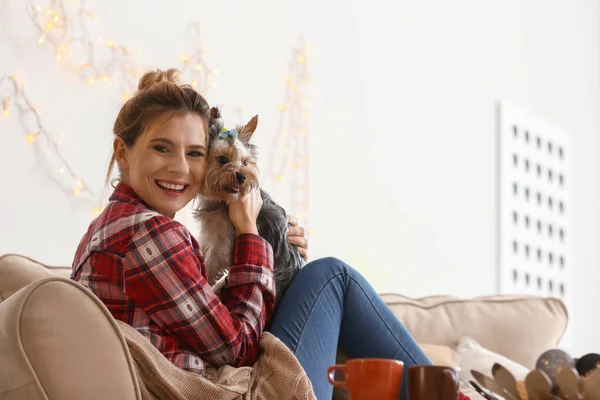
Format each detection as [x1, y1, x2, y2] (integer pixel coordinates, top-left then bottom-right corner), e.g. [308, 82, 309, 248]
[113, 138, 129, 171]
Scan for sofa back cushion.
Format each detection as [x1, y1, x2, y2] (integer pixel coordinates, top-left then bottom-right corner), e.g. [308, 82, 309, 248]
[379, 293, 568, 369]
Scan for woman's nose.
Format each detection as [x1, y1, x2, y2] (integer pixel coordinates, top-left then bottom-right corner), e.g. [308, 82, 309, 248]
[167, 153, 189, 174]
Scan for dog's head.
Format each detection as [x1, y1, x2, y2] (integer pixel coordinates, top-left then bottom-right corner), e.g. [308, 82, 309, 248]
[200, 107, 260, 202]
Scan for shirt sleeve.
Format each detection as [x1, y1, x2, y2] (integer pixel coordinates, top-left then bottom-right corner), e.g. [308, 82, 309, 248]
[122, 216, 275, 368]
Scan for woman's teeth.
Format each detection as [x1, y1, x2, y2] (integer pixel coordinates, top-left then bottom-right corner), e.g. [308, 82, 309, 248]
[156, 181, 185, 191]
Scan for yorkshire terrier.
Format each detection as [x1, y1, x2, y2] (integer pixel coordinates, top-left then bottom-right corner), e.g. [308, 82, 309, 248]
[194, 107, 304, 306]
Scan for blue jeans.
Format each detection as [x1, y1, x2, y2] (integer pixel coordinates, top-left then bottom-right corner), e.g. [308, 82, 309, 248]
[269, 257, 432, 400]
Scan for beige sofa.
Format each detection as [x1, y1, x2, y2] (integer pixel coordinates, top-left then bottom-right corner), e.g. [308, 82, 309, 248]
[0, 253, 569, 400]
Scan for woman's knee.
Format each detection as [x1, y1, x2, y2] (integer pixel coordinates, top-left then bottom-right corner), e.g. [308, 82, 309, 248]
[301, 257, 358, 280]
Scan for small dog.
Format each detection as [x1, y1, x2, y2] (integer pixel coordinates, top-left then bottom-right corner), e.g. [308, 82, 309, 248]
[194, 107, 304, 306]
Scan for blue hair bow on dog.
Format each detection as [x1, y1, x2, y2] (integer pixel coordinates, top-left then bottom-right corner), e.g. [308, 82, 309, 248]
[218, 127, 238, 141]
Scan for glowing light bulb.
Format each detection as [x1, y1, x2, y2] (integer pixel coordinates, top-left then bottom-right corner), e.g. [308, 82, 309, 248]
[191, 80, 199, 88]
[297, 55, 306, 63]
[211, 69, 219, 74]
[46, 23, 54, 30]
[92, 207, 101, 215]
[26, 134, 36, 143]
[2, 98, 10, 118]
[87, 77, 96, 85]
[283, 75, 290, 82]
[74, 187, 81, 195]
[276, 174, 285, 182]
[59, 166, 66, 173]
[210, 82, 218, 88]
[38, 36, 44, 44]
[278, 104, 286, 111]
[283, 132, 289, 138]
[195, 64, 202, 71]
[309, 229, 316, 236]
[122, 92, 130, 100]
[106, 40, 114, 48]
[102, 76, 109, 83]
[56, 54, 62, 61]
[180, 54, 189, 62]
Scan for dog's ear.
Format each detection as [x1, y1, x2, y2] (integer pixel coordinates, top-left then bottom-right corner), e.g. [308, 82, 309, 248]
[208, 106, 222, 143]
[210, 107, 220, 121]
[239, 114, 258, 142]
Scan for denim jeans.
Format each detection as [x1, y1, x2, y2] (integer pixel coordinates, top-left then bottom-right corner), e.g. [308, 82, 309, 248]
[268, 257, 432, 400]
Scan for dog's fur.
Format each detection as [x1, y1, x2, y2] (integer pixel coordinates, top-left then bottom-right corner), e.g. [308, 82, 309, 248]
[194, 107, 304, 306]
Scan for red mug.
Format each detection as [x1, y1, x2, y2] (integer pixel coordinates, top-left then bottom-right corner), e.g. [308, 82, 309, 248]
[327, 358, 404, 400]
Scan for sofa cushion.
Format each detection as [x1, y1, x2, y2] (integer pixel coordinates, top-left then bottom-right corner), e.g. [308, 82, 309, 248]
[379, 293, 568, 369]
[418, 342, 460, 367]
[457, 336, 529, 396]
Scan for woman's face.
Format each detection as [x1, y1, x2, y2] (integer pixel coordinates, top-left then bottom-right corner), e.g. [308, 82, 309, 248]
[114, 112, 207, 217]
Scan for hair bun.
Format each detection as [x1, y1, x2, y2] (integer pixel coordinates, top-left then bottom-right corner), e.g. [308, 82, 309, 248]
[137, 68, 182, 91]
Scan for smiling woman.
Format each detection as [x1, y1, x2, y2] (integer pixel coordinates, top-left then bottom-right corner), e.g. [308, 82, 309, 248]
[112, 114, 208, 217]
[106, 68, 210, 217]
[70, 68, 449, 400]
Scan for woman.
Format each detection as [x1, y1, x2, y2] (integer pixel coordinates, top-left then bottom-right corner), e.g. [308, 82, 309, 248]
[71, 68, 465, 399]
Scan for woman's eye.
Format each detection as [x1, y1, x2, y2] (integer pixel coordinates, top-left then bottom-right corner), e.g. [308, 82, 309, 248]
[154, 146, 168, 153]
[189, 151, 204, 157]
[242, 160, 248, 166]
[217, 156, 228, 164]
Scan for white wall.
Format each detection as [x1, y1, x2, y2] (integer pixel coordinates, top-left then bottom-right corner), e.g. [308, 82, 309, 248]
[0, 0, 598, 355]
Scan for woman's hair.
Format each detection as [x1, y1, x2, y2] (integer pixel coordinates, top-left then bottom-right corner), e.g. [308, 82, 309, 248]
[106, 68, 211, 187]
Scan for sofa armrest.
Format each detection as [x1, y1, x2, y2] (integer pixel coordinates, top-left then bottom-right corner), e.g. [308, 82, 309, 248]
[0, 277, 140, 400]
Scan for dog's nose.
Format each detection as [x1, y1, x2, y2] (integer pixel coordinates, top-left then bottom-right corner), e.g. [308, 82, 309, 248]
[235, 172, 246, 184]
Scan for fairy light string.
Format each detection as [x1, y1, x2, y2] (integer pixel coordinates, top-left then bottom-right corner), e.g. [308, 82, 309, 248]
[0, 75, 102, 213]
[179, 22, 219, 92]
[268, 36, 312, 234]
[28, 0, 143, 98]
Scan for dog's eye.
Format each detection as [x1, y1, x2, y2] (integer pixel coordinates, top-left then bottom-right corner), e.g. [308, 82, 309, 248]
[242, 160, 248, 167]
[217, 156, 228, 164]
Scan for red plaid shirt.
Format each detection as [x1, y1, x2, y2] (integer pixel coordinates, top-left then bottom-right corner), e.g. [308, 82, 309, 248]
[71, 182, 275, 374]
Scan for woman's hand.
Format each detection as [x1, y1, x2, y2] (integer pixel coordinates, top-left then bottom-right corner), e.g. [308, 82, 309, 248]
[287, 215, 308, 260]
[228, 189, 262, 236]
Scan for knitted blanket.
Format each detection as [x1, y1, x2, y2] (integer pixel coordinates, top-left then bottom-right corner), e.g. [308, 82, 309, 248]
[115, 320, 316, 400]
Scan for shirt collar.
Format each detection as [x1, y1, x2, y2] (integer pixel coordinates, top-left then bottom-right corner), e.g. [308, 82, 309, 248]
[109, 181, 149, 208]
